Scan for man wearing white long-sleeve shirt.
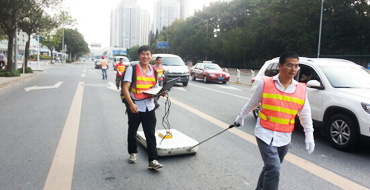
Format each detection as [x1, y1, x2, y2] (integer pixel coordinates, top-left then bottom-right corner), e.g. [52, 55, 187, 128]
[234, 51, 315, 190]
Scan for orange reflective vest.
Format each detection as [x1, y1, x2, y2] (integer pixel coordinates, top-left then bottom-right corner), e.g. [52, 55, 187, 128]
[131, 64, 156, 99]
[116, 63, 126, 76]
[101, 60, 108, 69]
[152, 64, 164, 81]
[258, 77, 306, 133]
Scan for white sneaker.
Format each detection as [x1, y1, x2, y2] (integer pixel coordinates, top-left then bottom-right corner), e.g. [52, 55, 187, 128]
[128, 153, 137, 164]
[148, 160, 163, 170]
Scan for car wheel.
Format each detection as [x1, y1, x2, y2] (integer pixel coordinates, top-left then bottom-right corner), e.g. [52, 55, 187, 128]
[326, 114, 358, 151]
[252, 106, 260, 119]
[203, 76, 207, 83]
[183, 82, 188, 86]
[192, 74, 196, 81]
[222, 81, 227, 84]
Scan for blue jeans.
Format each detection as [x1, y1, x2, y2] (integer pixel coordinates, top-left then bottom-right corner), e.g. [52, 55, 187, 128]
[256, 137, 290, 190]
[102, 69, 107, 79]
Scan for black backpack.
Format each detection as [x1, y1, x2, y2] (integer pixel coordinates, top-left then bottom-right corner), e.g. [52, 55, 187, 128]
[120, 64, 158, 106]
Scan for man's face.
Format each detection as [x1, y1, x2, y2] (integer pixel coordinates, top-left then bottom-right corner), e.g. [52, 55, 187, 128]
[156, 58, 162, 65]
[119, 59, 123, 63]
[139, 51, 152, 65]
[278, 58, 299, 79]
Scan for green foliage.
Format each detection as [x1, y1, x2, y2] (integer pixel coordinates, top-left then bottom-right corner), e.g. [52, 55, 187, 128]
[0, 69, 20, 77]
[17, 67, 33, 73]
[127, 45, 140, 60]
[55, 28, 89, 61]
[161, 0, 370, 69]
[30, 54, 51, 60]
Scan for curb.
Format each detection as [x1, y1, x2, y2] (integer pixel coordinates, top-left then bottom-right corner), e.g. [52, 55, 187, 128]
[0, 73, 38, 90]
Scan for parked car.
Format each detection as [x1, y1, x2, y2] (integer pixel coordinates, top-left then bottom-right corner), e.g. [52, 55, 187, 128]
[190, 62, 230, 84]
[252, 57, 370, 151]
[95, 59, 101, 69]
[130, 61, 139, 66]
[112, 56, 130, 70]
[151, 54, 189, 86]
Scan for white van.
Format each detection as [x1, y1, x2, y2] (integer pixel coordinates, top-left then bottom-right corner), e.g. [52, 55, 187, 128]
[151, 54, 189, 86]
[112, 56, 130, 70]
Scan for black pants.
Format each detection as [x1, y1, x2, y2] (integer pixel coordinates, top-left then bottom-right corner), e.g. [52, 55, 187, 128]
[116, 76, 122, 89]
[0, 61, 4, 69]
[127, 109, 158, 162]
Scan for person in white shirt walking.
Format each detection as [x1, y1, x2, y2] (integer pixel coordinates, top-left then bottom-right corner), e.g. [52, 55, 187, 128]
[234, 51, 315, 190]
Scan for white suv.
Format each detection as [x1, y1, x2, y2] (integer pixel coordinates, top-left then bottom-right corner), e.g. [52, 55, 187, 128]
[252, 57, 370, 151]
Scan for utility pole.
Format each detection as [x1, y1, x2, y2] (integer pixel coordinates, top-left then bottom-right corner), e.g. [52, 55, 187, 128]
[317, 0, 324, 58]
[62, 28, 64, 64]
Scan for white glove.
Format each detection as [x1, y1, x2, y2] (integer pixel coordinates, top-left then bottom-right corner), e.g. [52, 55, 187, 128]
[234, 115, 245, 126]
[305, 133, 315, 154]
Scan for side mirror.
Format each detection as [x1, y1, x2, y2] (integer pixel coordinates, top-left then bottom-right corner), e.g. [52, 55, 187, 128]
[307, 80, 324, 90]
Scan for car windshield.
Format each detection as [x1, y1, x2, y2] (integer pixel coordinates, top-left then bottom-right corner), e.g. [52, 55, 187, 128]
[161, 57, 185, 66]
[204, 64, 222, 71]
[320, 65, 370, 88]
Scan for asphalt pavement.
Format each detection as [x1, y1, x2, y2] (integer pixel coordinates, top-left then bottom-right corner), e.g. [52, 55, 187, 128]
[0, 61, 256, 91]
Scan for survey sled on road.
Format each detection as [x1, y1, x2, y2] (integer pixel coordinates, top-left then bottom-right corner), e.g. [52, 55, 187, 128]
[136, 129, 199, 156]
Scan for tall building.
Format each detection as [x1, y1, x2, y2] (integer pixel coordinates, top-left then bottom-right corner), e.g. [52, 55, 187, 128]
[110, 0, 151, 48]
[153, 0, 189, 33]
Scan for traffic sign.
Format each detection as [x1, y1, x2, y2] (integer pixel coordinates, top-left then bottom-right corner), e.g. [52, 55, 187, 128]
[156, 41, 169, 49]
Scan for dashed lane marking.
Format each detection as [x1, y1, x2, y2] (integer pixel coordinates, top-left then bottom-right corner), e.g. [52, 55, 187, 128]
[43, 82, 84, 190]
[170, 97, 369, 190]
[189, 83, 248, 100]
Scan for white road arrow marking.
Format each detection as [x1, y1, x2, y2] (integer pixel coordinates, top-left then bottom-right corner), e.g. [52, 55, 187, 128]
[25, 81, 63, 92]
[107, 82, 119, 92]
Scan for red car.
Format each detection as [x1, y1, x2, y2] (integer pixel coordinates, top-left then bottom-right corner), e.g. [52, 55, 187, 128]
[190, 63, 230, 84]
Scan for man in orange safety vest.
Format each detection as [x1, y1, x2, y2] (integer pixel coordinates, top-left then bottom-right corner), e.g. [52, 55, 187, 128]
[234, 51, 315, 190]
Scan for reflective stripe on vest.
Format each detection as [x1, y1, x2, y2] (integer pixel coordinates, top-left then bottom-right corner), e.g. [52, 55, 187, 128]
[152, 64, 164, 81]
[132, 64, 156, 99]
[117, 64, 125, 75]
[259, 77, 306, 133]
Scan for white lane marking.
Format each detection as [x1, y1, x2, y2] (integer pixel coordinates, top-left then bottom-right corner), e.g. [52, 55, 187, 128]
[107, 82, 119, 92]
[25, 81, 63, 92]
[170, 97, 369, 190]
[172, 87, 186, 91]
[43, 82, 84, 190]
[189, 83, 249, 100]
[81, 74, 86, 77]
[217, 85, 242, 91]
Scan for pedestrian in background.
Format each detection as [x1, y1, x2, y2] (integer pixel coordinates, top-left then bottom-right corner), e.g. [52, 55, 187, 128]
[0, 52, 6, 70]
[101, 55, 108, 80]
[152, 57, 164, 86]
[234, 51, 315, 190]
[115, 58, 126, 90]
[122, 45, 163, 170]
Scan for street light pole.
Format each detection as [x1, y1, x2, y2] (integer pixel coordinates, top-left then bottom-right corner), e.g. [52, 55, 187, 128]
[162, 31, 169, 53]
[62, 28, 64, 64]
[317, 0, 324, 58]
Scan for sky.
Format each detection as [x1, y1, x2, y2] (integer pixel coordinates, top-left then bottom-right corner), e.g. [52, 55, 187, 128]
[61, 0, 218, 48]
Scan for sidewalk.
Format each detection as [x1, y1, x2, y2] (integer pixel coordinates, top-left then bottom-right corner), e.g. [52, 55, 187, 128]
[0, 72, 38, 90]
[0, 61, 45, 90]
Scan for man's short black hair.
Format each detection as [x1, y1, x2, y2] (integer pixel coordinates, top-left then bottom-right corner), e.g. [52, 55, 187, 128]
[138, 45, 152, 55]
[156, 56, 162, 60]
[119, 58, 123, 60]
[279, 51, 299, 65]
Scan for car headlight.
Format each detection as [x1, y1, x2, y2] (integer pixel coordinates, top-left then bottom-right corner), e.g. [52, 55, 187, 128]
[361, 102, 370, 114]
[226, 73, 230, 77]
[209, 74, 216, 77]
